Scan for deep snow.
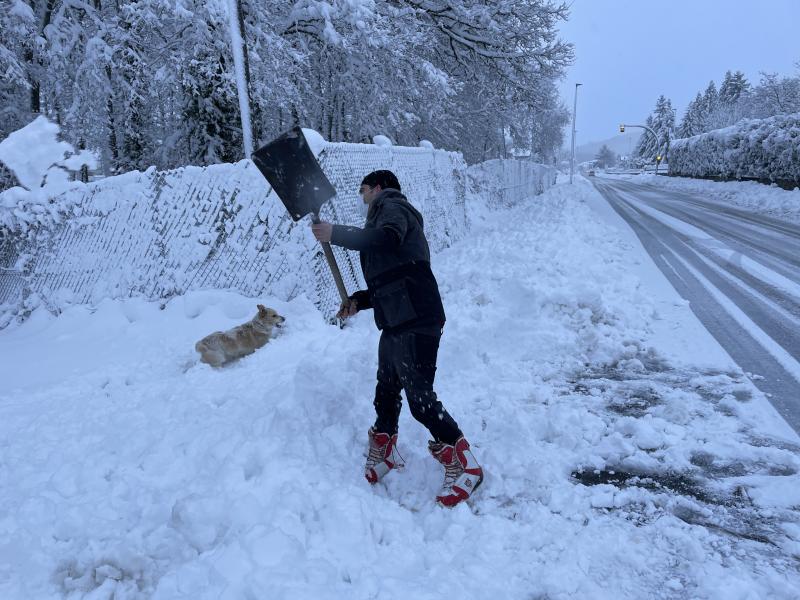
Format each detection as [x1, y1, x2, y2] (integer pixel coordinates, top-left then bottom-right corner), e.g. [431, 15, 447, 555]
[1, 178, 799, 599]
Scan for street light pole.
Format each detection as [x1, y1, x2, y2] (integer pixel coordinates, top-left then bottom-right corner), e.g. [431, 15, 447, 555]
[619, 123, 661, 174]
[569, 83, 582, 184]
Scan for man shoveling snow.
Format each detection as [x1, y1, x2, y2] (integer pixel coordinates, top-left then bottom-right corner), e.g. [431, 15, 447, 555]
[311, 169, 484, 507]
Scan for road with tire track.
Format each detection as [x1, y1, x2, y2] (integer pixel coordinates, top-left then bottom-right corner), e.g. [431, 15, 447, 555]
[592, 176, 800, 434]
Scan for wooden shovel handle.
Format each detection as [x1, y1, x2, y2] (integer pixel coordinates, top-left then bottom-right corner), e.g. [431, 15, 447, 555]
[312, 215, 349, 303]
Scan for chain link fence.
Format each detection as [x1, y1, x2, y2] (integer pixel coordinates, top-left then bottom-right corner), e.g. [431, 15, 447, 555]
[0, 142, 556, 328]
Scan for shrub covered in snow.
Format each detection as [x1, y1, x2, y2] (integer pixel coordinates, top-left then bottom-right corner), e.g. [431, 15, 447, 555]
[0, 116, 99, 237]
[669, 112, 800, 183]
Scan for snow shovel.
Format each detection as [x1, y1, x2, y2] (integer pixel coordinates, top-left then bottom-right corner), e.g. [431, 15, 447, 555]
[251, 127, 349, 304]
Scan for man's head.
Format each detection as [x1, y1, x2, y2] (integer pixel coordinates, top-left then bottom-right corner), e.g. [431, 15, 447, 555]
[359, 170, 401, 205]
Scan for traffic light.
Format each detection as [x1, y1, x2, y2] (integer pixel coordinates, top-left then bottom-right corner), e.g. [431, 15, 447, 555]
[619, 124, 625, 133]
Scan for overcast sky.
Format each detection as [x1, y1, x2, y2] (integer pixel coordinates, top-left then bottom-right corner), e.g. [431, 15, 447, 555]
[557, 0, 800, 146]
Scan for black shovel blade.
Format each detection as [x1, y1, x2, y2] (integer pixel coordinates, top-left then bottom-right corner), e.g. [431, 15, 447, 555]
[251, 127, 336, 221]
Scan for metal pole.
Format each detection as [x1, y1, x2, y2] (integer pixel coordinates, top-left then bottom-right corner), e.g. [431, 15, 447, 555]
[569, 83, 582, 184]
[620, 124, 659, 174]
[227, 0, 253, 158]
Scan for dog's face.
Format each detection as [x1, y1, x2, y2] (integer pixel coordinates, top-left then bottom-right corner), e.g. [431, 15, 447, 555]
[256, 304, 285, 329]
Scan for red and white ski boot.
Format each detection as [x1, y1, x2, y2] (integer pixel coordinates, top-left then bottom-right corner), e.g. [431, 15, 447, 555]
[365, 427, 405, 484]
[429, 437, 484, 507]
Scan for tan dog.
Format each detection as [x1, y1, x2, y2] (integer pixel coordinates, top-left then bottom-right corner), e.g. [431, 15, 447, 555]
[195, 304, 285, 367]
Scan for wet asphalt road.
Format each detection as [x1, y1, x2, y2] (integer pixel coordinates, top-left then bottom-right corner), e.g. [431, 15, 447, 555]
[592, 176, 800, 434]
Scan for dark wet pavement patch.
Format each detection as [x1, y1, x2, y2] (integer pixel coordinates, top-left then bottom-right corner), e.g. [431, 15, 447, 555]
[571, 467, 718, 506]
[565, 349, 800, 561]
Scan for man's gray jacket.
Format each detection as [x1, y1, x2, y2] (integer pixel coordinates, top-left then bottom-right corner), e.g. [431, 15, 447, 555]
[330, 188, 446, 332]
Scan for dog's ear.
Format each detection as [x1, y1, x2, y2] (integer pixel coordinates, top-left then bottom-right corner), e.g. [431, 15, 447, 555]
[257, 304, 268, 316]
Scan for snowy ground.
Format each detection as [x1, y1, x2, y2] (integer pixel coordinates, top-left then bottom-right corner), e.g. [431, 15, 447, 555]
[601, 171, 800, 225]
[2, 178, 800, 599]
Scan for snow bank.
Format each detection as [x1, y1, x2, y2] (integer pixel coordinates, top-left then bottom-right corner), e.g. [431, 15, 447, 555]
[669, 112, 800, 185]
[0, 138, 555, 329]
[1, 178, 797, 599]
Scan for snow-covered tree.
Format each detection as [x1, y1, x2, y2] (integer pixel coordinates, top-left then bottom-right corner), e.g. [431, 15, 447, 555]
[719, 70, 750, 106]
[634, 95, 675, 162]
[697, 81, 718, 132]
[704, 70, 751, 130]
[279, 0, 573, 162]
[678, 93, 704, 138]
[632, 115, 654, 160]
[0, 0, 574, 172]
[527, 104, 572, 164]
[594, 144, 616, 168]
[745, 71, 800, 118]
[676, 68, 799, 139]
[0, 0, 35, 140]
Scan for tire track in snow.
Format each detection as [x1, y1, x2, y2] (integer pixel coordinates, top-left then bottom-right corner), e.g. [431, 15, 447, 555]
[609, 178, 800, 280]
[593, 177, 800, 433]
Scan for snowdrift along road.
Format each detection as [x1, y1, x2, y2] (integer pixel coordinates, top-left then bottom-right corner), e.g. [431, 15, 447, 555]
[1, 178, 799, 599]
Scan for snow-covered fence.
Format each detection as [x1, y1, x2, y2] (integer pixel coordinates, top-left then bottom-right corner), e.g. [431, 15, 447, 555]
[468, 159, 558, 208]
[669, 112, 800, 186]
[0, 141, 555, 327]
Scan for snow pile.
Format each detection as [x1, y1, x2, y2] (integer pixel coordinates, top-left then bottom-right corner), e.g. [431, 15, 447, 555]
[0, 116, 98, 235]
[1, 178, 798, 599]
[372, 134, 393, 147]
[669, 112, 800, 184]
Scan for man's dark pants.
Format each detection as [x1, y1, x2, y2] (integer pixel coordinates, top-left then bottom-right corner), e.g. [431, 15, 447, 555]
[373, 328, 462, 444]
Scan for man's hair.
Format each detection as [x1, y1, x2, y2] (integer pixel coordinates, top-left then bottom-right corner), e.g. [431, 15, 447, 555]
[361, 170, 401, 192]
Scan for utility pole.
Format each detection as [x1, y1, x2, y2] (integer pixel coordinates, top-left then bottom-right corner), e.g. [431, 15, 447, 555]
[227, 0, 253, 158]
[569, 83, 582, 184]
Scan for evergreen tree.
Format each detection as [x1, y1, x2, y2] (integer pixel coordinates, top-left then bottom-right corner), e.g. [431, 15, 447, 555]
[633, 115, 655, 159]
[0, 0, 34, 140]
[177, 14, 242, 165]
[634, 95, 675, 162]
[678, 93, 704, 138]
[594, 144, 616, 168]
[698, 81, 719, 132]
[719, 70, 750, 106]
[678, 66, 798, 139]
[704, 70, 752, 129]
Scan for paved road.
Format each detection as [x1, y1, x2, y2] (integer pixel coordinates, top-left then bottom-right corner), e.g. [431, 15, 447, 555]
[592, 176, 800, 434]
